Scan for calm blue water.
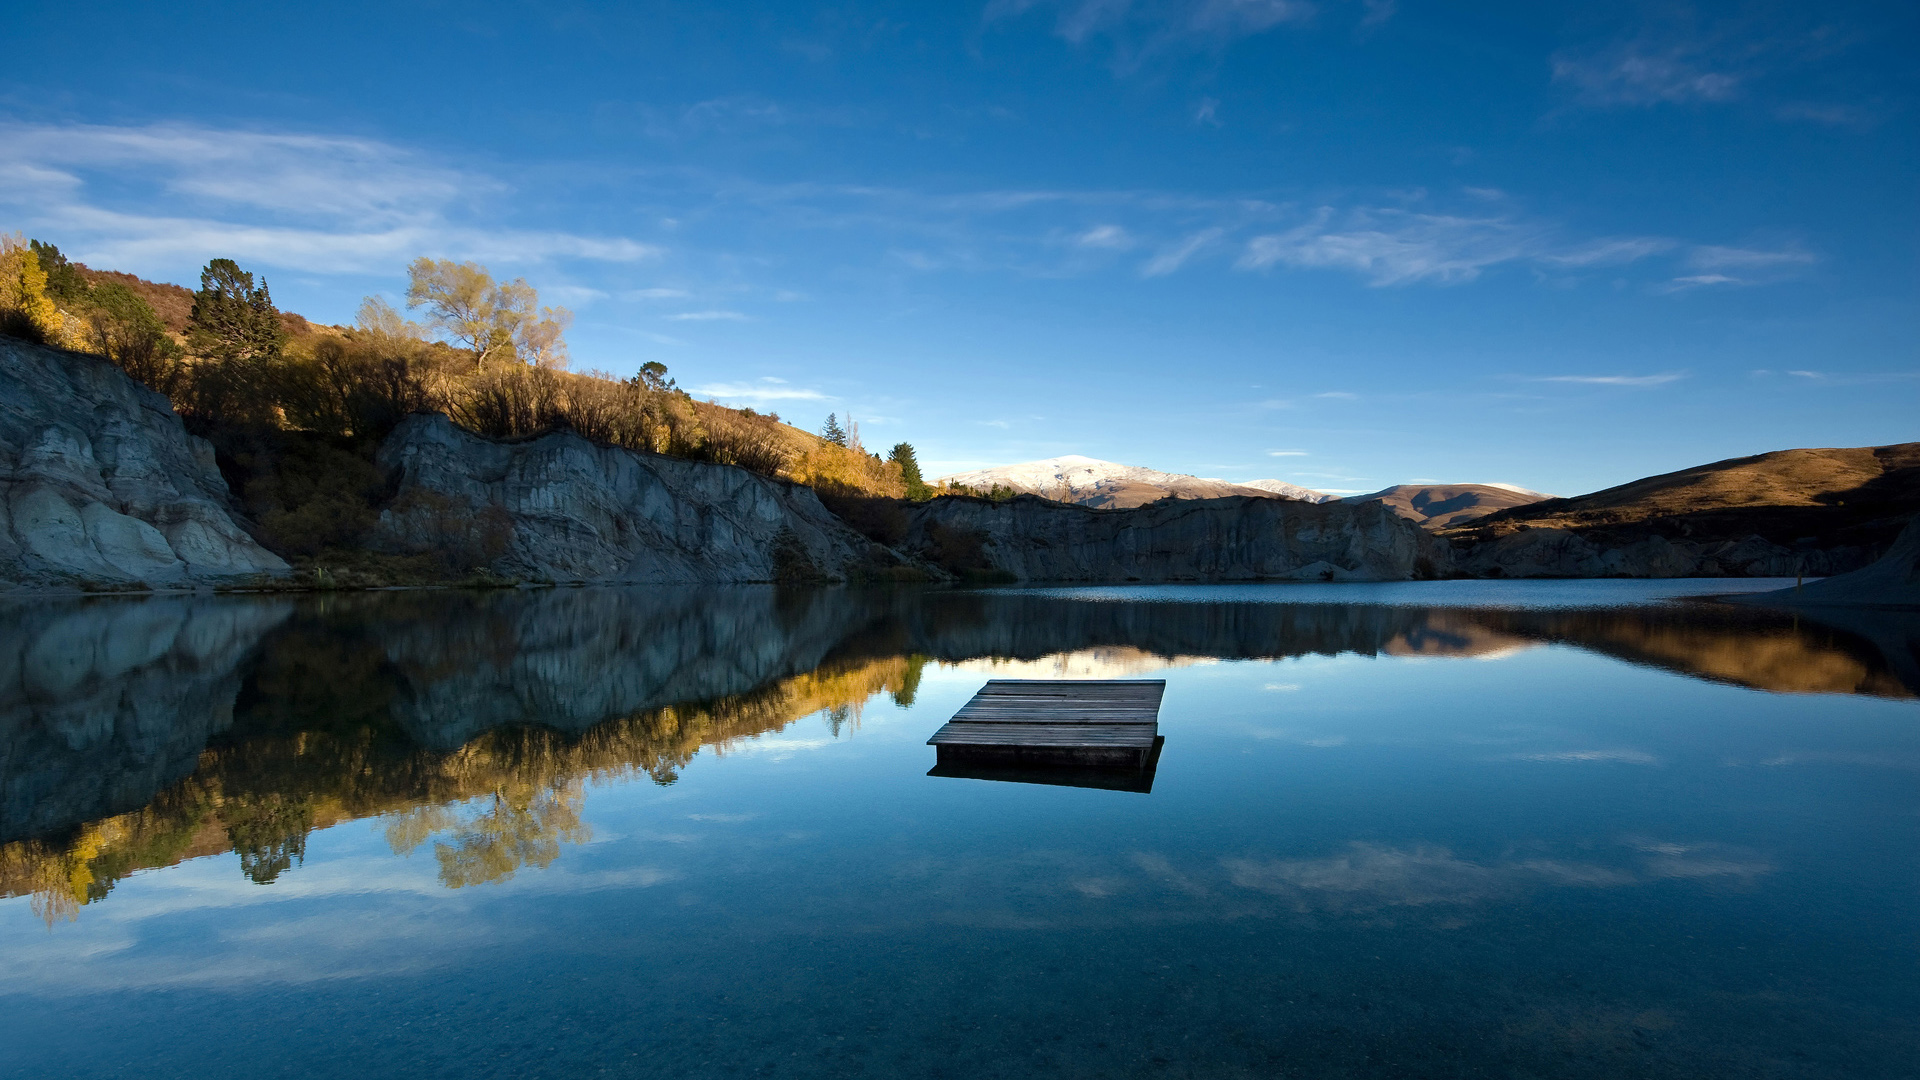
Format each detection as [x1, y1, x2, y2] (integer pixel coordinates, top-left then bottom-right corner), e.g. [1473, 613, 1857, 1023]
[1, 583, 1915, 1078]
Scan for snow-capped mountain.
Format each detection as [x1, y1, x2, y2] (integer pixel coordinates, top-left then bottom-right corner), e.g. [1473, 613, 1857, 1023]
[1235, 478, 1339, 503]
[935, 456, 1333, 509]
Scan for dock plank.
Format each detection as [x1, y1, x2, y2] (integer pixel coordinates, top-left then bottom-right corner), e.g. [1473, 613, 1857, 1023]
[927, 679, 1166, 770]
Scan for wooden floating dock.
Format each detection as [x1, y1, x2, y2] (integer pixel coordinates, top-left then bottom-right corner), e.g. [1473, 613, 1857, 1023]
[927, 679, 1166, 775]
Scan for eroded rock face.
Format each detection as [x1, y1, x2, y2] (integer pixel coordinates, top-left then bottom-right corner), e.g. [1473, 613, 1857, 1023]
[900, 494, 1441, 582]
[0, 337, 289, 589]
[1450, 528, 1863, 579]
[372, 414, 890, 583]
[0, 596, 293, 841]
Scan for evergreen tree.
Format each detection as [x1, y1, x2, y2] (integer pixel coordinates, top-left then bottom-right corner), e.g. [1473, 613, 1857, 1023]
[28, 240, 89, 304]
[821, 412, 847, 446]
[187, 258, 285, 365]
[889, 441, 930, 500]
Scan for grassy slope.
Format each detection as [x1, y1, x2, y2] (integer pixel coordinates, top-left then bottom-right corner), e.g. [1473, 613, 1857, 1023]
[1451, 443, 1920, 553]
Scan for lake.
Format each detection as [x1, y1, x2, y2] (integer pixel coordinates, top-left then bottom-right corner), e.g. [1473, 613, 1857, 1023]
[2, 581, 1915, 1078]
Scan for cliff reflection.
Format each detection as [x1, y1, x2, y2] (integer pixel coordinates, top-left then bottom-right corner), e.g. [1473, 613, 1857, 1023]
[2, 586, 1913, 922]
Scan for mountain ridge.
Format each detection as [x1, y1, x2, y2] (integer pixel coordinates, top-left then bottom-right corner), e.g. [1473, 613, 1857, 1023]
[937, 455, 1335, 509]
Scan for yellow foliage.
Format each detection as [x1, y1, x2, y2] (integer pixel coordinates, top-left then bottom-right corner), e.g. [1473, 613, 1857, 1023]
[0, 654, 924, 919]
[0, 233, 60, 339]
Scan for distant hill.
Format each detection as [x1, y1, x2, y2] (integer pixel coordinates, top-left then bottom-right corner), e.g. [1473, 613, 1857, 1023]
[936, 456, 1332, 509]
[1457, 442, 1920, 554]
[1345, 483, 1551, 530]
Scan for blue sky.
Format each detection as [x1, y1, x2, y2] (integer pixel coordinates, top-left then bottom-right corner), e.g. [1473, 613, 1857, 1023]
[3, 0, 1913, 494]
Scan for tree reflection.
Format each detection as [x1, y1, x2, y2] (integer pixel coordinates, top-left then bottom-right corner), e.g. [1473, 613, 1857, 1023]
[386, 779, 591, 888]
[4, 585, 1914, 924]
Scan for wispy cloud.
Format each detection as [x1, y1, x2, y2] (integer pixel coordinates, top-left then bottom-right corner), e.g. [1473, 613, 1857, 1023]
[1314, 391, 1357, 399]
[688, 378, 828, 404]
[1267, 449, 1309, 457]
[1537, 373, 1685, 387]
[1238, 206, 1544, 285]
[1686, 244, 1816, 270]
[0, 121, 658, 277]
[987, 0, 1315, 70]
[1540, 236, 1677, 267]
[1552, 44, 1740, 107]
[1140, 226, 1224, 277]
[1074, 223, 1134, 249]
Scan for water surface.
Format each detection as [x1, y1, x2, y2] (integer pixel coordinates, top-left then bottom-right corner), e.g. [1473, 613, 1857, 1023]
[2, 582, 1915, 1078]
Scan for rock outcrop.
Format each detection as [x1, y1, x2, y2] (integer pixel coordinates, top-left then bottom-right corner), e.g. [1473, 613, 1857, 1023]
[1448, 528, 1863, 579]
[372, 413, 897, 583]
[0, 595, 293, 841]
[0, 337, 289, 589]
[900, 494, 1440, 582]
[1732, 514, 1920, 609]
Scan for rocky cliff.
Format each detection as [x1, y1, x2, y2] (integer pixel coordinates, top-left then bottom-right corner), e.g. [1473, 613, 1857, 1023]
[899, 494, 1440, 582]
[0, 337, 289, 589]
[1448, 527, 1860, 579]
[1732, 514, 1920, 609]
[372, 413, 899, 583]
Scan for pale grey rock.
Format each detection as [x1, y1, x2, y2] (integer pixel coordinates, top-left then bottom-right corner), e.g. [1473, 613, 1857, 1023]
[372, 413, 893, 583]
[0, 337, 289, 590]
[0, 595, 293, 841]
[900, 494, 1441, 581]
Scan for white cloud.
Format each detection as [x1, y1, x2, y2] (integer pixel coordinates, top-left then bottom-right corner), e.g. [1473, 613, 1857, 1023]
[1660, 273, 1740, 291]
[1686, 244, 1816, 270]
[540, 285, 608, 306]
[989, 0, 1313, 68]
[1540, 236, 1676, 267]
[687, 380, 829, 403]
[1538, 373, 1685, 387]
[0, 121, 659, 278]
[1238, 207, 1542, 285]
[1552, 45, 1741, 107]
[1140, 227, 1224, 277]
[1074, 223, 1134, 249]
[1314, 391, 1356, 399]
[1194, 97, 1222, 127]
[665, 310, 750, 321]
[1267, 449, 1308, 457]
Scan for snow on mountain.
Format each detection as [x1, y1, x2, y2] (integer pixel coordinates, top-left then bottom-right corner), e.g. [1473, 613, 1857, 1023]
[935, 456, 1333, 509]
[1234, 478, 1339, 503]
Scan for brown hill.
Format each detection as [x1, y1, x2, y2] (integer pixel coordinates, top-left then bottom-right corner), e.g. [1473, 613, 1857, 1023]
[1345, 484, 1549, 530]
[1452, 442, 1920, 558]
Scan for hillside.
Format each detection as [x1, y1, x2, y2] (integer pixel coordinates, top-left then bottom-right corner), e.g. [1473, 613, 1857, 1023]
[1346, 483, 1551, 530]
[1452, 442, 1920, 558]
[937, 456, 1331, 509]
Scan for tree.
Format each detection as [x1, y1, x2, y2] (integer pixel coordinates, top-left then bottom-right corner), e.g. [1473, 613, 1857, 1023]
[28, 240, 89, 304]
[0, 233, 59, 342]
[354, 296, 425, 341]
[86, 282, 181, 392]
[404, 257, 572, 369]
[889, 442, 930, 500]
[187, 258, 285, 364]
[821, 412, 847, 446]
[633, 360, 675, 392]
